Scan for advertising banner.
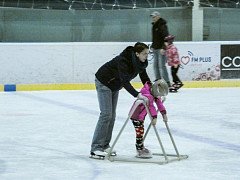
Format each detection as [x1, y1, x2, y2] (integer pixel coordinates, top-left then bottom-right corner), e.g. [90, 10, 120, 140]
[176, 43, 220, 81]
[221, 44, 240, 79]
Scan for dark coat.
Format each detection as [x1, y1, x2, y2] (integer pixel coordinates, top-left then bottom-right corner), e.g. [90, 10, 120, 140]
[151, 18, 169, 49]
[95, 46, 150, 97]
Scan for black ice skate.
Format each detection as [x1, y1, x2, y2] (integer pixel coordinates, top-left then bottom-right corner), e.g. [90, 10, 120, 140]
[169, 86, 178, 93]
[173, 82, 184, 90]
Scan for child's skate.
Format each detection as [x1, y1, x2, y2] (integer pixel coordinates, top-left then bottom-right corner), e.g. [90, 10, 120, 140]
[136, 147, 152, 159]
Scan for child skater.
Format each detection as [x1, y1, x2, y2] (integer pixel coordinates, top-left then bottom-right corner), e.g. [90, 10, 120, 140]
[129, 79, 168, 158]
[164, 35, 183, 92]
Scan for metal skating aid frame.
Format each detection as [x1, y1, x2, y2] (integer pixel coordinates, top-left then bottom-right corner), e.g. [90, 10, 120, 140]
[107, 99, 188, 165]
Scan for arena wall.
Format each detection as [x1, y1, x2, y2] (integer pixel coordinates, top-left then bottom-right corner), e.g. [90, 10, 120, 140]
[0, 42, 239, 91]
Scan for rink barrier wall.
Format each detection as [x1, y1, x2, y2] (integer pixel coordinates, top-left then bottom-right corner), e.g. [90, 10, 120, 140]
[0, 41, 240, 91]
[1, 81, 240, 92]
[0, 85, 4, 91]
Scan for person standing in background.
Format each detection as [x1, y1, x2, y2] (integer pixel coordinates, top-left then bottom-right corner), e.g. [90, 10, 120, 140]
[150, 11, 170, 87]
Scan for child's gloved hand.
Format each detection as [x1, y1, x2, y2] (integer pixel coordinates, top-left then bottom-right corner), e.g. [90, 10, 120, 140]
[162, 114, 168, 122]
[137, 93, 149, 106]
[160, 96, 166, 102]
[152, 118, 157, 125]
[155, 96, 166, 103]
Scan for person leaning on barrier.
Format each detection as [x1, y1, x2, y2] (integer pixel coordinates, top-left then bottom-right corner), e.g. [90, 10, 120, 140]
[150, 11, 171, 87]
[90, 42, 152, 159]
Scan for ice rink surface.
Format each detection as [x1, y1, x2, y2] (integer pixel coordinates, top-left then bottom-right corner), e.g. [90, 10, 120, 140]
[0, 88, 240, 180]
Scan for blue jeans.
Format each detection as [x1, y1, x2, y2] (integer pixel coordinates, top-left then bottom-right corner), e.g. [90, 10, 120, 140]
[91, 78, 119, 152]
[153, 49, 170, 84]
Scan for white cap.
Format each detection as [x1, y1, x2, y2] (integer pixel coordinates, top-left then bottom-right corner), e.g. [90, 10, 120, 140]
[150, 11, 160, 17]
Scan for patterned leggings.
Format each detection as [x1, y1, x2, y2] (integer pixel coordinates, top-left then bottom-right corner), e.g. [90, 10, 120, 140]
[132, 120, 144, 150]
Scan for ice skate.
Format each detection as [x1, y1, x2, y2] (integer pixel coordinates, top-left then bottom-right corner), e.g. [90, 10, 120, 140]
[173, 82, 183, 90]
[104, 147, 117, 156]
[169, 86, 178, 93]
[89, 151, 106, 160]
[136, 147, 152, 159]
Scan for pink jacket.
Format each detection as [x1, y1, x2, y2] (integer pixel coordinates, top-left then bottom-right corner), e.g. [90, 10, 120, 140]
[130, 82, 166, 121]
[165, 44, 180, 66]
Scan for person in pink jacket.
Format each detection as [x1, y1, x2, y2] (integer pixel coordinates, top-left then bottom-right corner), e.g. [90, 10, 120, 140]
[164, 35, 183, 92]
[129, 80, 168, 158]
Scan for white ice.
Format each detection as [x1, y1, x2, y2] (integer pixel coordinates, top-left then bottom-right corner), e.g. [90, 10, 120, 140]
[0, 88, 240, 180]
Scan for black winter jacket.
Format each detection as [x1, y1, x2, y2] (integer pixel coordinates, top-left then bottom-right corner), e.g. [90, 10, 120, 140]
[151, 18, 169, 49]
[95, 46, 150, 97]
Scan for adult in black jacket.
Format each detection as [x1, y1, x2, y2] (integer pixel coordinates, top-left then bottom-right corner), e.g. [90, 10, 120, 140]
[150, 11, 170, 86]
[90, 42, 150, 158]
